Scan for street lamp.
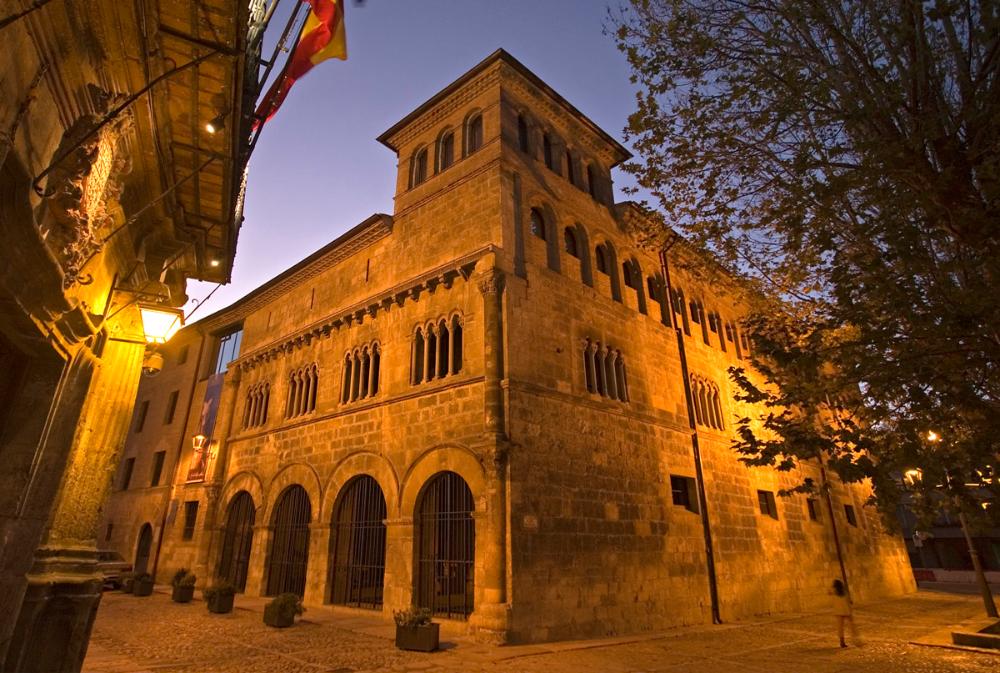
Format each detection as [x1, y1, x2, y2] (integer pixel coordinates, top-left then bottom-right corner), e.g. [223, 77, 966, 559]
[138, 304, 184, 344]
[917, 430, 998, 618]
[191, 434, 208, 452]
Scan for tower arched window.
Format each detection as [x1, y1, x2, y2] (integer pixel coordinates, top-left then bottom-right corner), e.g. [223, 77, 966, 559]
[595, 244, 609, 274]
[342, 342, 381, 404]
[622, 262, 637, 289]
[543, 133, 553, 170]
[587, 164, 599, 200]
[243, 382, 270, 429]
[517, 114, 529, 153]
[437, 130, 455, 172]
[286, 364, 318, 418]
[465, 114, 483, 155]
[530, 208, 546, 239]
[582, 339, 628, 402]
[565, 150, 575, 185]
[564, 227, 579, 258]
[410, 147, 428, 187]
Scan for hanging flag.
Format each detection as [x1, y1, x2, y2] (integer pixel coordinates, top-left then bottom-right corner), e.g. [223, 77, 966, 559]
[255, 0, 347, 125]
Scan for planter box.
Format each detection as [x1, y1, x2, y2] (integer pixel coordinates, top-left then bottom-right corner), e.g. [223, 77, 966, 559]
[207, 594, 234, 614]
[263, 607, 295, 628]
[133, 579, 154, 596]
[172, 585, 195, 603]
[395, 623, 439, 652]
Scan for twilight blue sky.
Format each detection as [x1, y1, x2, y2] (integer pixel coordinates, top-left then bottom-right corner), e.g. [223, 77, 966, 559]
[185, 0, 645, 319]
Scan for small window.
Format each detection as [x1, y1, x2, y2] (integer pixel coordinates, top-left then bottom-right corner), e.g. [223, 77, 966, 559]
[587, 164, 599, 200]
[670, 475, 698, 513]
[757, 490, 778, 519]
[134, 400, 150, 433]
[104, 523, 113, 542]
[595, 245, 609, 274]
[214, 327, 243, 374]
[689, 300, 701, 324]
[411, 147, 428, 187]
[177, 344, 189, 365]
[564, 227, 579, 258]
[182, 501, 199, 540]
[543, 133, 554, 170]
[565, 150, 575, 184]
[121, 457, 135, 490]
[517, 114, 529, 153]
[622, 262, 638, 290]
[438, 131, 454, 171]
[150, 451, 166, 487]
[806, 498, 820, 521]
[466, 114, 483, 154]
[844, 504, 858, 527]
[529, 208, 546, 239]
[163, 390, 179, 425]
[647, 277, 658, 301]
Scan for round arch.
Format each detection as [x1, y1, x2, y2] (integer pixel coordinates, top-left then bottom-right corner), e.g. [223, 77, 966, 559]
[264, 462, 322, 524]
[400, 444, 487, 517]
[218, 470, 266, 524]
[320, 451, 400, 521]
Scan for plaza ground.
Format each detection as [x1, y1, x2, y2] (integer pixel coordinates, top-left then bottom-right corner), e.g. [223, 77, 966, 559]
[82, 589, 999, 673]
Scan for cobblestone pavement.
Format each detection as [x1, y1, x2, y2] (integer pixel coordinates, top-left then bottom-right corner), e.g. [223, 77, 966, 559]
[83, 589, 999, 673]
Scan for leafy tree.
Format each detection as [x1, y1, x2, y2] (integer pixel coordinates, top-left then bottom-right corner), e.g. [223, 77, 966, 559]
[611, 0, 1000, 526]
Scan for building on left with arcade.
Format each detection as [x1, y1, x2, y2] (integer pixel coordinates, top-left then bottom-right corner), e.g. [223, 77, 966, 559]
[0, 1, 263, 670]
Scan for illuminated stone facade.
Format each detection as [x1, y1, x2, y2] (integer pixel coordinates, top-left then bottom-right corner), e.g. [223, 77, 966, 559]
[0, 2, 259, 670]
[100, 50, 915, 645]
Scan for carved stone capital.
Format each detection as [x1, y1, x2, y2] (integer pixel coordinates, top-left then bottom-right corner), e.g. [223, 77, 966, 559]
[477, 269, 505, 296]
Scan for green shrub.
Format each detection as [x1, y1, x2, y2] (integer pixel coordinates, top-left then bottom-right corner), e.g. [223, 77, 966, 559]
[393, 607, 432, 628]
[264, 593, 304, 622]
[203, 580, 236, 601]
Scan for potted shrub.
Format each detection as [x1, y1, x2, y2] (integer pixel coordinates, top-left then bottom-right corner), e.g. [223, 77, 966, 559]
[133, 573, 154, 596]
[120, 572, 135, 594]
[393, 607, 439, 652]
[171, 569, 196, 603]
[204, 580, 236, 614]
[263, 593, 303, 628]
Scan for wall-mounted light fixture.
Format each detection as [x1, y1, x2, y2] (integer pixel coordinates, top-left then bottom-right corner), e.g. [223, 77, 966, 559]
[192, 433, 208, 452]
[138, 304, 184, 344]
[205, 112, 227, 134]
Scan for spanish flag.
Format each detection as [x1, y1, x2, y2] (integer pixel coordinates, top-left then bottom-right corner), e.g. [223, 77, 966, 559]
[255, 0, 347, 124]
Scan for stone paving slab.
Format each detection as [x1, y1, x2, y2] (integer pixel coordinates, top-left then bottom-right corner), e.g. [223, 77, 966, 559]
[84, 590, 1000, 673]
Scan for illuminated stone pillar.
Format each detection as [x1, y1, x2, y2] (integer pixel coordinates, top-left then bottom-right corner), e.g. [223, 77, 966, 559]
[381, 517, 414, 613]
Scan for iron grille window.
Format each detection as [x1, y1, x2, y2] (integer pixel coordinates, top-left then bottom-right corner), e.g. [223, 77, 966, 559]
[243, 382, 270, 428]
[582, 338, 628, 402]
[807, 498, 820, 521]
[328, 476, 387, 609]
[286, 364, 318, 418]
[341, 342, 381, 404]
[670, 475, 698, 513]
[182, 501, 199, 540]
[121, 458, 135, 490]
[219, 491, 256, 592]
[417, 472, 475, 619]
[214, 327, 243, 374]
[844, 504, 858, 527]
[163, 390, 179, 424]
[266, 485, 311, 597]
[134, 400, 149, 433]
[758, 490, 778, 519]
[690, 374, 725, 430]
[150, 451, 166, 487]
[411, 316, 463, 385]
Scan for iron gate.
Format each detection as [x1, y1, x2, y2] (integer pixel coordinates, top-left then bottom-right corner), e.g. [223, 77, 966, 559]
[134, 523, 153, 575]
[416, 471, 475, 619]
[218, 491, 256, 591]
[265, 485, 311, 597]
[328, 475, 387, 608]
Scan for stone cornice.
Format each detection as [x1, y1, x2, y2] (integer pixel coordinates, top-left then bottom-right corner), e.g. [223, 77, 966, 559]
[233, 246, 497, 371]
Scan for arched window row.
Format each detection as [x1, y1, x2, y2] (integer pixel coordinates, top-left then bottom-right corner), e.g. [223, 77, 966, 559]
[411, 314, 464, 385]
[671, 285, 749, 356]
[581, 338, 629, 402]
[408, 112, 484, 189]
[690, 375, 724, 430]
[340, 342, 381, 405]
[286, 364, 318, 418]
[242, 382, 270, 430]
[513, 111, 607, 203]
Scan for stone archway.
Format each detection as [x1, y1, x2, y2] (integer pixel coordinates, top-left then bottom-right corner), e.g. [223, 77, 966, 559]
[415, 471, 475, 619]
[265, 485, 311, 597]
[134, 523, 153, 576]
[327, 475, 387, 608]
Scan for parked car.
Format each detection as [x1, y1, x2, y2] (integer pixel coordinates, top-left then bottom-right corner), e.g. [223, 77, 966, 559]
[96, 550, 132, 589]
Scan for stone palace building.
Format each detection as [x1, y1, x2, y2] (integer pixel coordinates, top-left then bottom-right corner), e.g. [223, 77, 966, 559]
[100, 50, 915, 643]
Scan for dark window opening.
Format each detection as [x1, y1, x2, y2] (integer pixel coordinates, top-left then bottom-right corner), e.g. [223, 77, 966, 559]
[844, 504, 858, 527]
[150, 451, 166, 487]
[411, 148, 428, 187]
[134, 400, 149, 433]
[183, 501, 199, 540]
[466, 115, 483, 154]
[595, 245, 609, 274]
[758, 490, 778, 519]
[543, 134, 553, 170]
[178, 344, 189, 365]
[807, 498, 820, 521]
[164, 390, 179, 424]
[529, 208, 545, 239]
[104, 523, 113, 542]
[564, 227, 579, 258]
[439, 131, 454, 171]
[670, 475, 699, 513]
[121, 457, 135, 490]
[517, 114, 529, 153]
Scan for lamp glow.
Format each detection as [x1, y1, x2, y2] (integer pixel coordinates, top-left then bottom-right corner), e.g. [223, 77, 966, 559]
[926, 430, 941, 443]
[210, 259, 220, 267]
[139, 305, 183, 344]
[205, 113, 226, 135]
[192, 434, 208, 451]
[904, 468, 923, 486]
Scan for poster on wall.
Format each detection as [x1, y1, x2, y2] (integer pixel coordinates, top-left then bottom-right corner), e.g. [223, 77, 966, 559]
[186, 372, 224, 483]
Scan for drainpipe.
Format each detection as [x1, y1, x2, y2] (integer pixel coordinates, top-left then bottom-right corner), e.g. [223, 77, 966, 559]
[150, 332, 205, 580]
[659, 247, 722, 624]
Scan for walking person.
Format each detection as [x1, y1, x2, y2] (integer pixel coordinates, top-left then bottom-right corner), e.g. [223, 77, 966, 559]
[831, 579, 860, 648]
